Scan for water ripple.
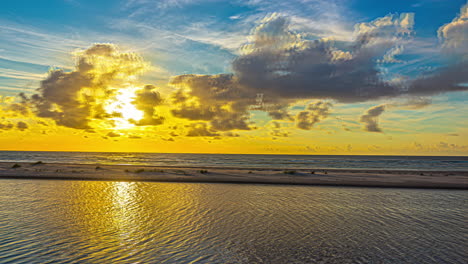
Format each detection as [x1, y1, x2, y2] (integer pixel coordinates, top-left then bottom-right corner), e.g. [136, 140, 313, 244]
[0, 180, 466, 263]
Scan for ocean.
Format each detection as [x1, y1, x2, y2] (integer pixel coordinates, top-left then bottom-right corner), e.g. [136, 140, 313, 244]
[0, 180, 466, 263]
[0, 151, 467, 263]
[0, 151, 467, 171]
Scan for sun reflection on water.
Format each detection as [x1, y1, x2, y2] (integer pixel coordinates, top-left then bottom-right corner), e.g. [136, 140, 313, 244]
[1, 181, 467, 263]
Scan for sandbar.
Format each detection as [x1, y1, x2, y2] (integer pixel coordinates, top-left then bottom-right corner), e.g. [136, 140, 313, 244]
[0, 162, 467, 189]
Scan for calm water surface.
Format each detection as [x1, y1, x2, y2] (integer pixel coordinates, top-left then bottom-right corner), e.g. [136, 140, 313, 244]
[0, 179, 466, 263]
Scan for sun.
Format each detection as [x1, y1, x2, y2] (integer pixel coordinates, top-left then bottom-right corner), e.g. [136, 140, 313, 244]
[104, 87, 144, 129]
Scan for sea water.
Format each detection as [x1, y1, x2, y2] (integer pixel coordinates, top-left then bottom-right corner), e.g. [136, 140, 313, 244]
[0, 151, 467, 171]
[0, 180, 466, 263]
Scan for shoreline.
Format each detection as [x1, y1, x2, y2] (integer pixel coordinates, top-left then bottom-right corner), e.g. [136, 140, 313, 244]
[0, 162, 467, 190]
[1, 161, 466, 173]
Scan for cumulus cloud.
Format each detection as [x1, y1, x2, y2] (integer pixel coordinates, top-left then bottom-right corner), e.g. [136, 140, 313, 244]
[15, 44, 164, 130]
[360, 105, 386, 132]
[131, 85, 164, 126]
[170, 75, 253, 131]
[438, 3, 468, 56]
[168, 13, 410, 133]
[296, 101, 332, 130]
[231, 13, 418, 103]
[169, 10, 467, 134]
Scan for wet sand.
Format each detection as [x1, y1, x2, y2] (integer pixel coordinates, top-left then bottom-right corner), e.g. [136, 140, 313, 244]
[0, 162, 467, 189]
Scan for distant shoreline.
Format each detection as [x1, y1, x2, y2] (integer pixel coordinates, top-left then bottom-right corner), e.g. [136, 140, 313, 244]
[1, 162, 467, 190]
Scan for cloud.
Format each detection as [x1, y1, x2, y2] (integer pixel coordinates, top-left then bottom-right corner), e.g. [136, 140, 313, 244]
[170, 74, 253, 131]
[125, 0, 198, 11]
[130, 85, 164, 126]
[407, 3, 468, 97]
[360, 104, 386, 132]
[389, 97, 431, 109]
[16, 121, 28, 131]
[186, 122, 220, 137]
[412, 141, 468, 151]
[7, 94, 30, 115]
[223, 131, 240, 137]
[266, 104, 294, 120]
[437, 141, 468, 151]
[169, 13, 410, 132]
[106, 131, 121, 137]
[0, 68, 48, 81]
[438, 3, 468, 56]
[169, 11, 467, 132]
[378, 45, 404, 63]
[231, 13, 416, 103]
[296, 101, 332, 130]
[14, 44, 165, 130]
[269, 121, 290, 137]
[0, 121, 14, 130]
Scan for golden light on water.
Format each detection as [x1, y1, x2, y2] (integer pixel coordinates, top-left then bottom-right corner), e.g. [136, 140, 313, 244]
[104, 87, 144, 129]
[113, 181, 136, 207]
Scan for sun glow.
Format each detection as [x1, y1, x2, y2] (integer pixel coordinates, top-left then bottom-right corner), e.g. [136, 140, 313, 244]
[104, 87, 144, 129]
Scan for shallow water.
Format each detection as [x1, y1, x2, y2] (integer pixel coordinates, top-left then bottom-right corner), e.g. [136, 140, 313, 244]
[0, 180, 466, 263]
[1, 151, 468, 171]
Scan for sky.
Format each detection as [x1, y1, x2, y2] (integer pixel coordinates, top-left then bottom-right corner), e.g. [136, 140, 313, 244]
[0, 0, 467, 155]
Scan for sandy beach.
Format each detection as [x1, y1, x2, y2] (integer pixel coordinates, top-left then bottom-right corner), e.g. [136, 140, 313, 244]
[0, 161, 467, 189]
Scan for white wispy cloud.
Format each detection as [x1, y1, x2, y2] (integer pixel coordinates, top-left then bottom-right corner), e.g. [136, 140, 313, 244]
[0, 85, 37, 93]
[0, 22, 87, 67]
[0, 68, 48, 81]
